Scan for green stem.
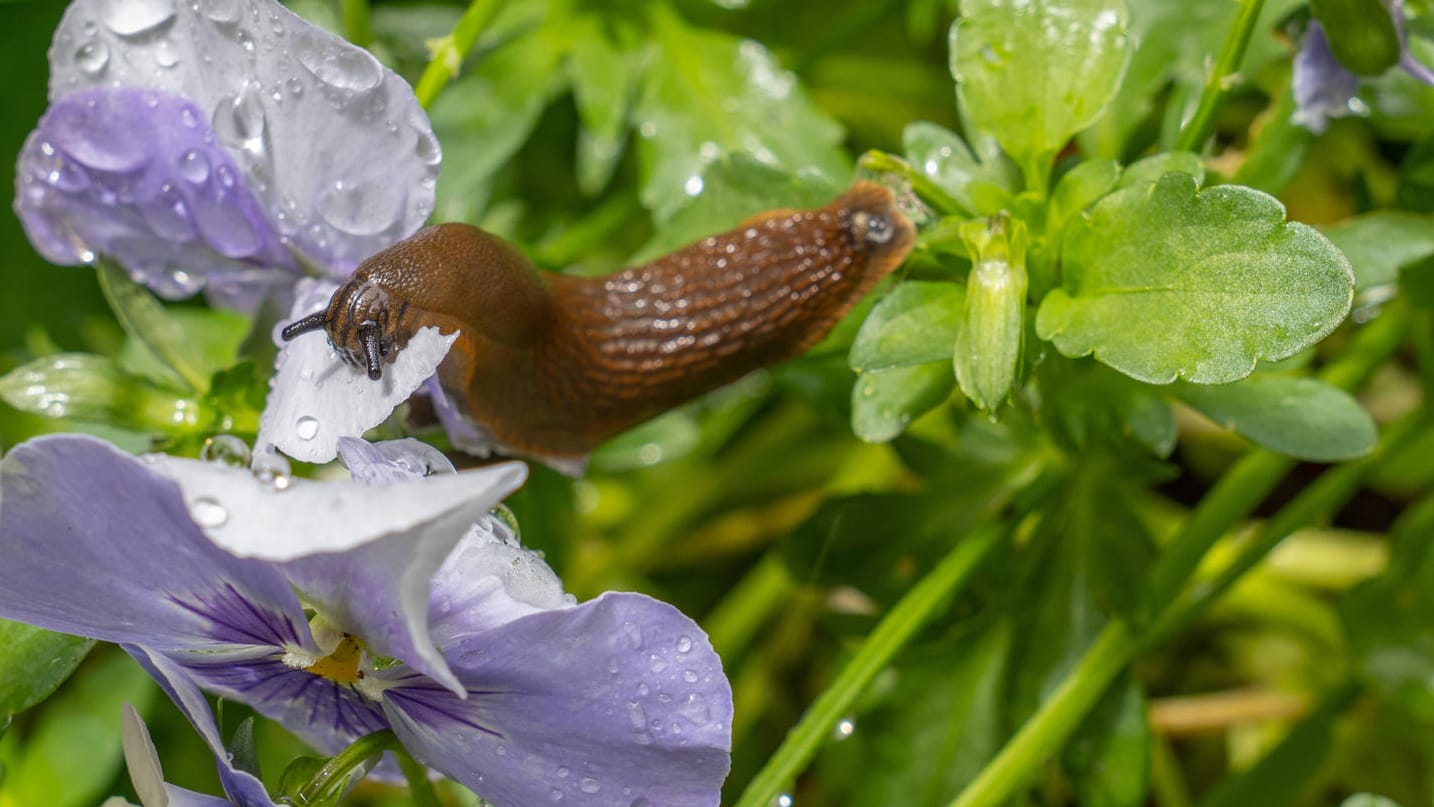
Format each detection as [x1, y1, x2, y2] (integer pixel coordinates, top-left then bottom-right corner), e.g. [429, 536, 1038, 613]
[858, 150, 971, 217]
[413, 0, 504, 109]
[395, 747, 443, 807]
[1173, 0, 1267, 152]
[947, 307, 1408, 807]
[340, 0, 372, 49]
[297, 730, 399, 805]
[732, 522, 1007, 807]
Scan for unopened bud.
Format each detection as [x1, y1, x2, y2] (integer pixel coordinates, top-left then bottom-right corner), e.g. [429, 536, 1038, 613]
[954, 213, 1028, 411]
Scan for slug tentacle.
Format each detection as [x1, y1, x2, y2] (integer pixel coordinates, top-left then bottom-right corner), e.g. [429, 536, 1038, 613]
[281, 181, 915, 465]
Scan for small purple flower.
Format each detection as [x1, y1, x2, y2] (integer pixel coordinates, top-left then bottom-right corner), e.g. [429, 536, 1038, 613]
[1293, 1, 1434, 133]
[14, 0, 458, 464]
[0, 435, 732, 805]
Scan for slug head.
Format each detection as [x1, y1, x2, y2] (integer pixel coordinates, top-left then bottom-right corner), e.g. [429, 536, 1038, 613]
[280, 279, 407, 380]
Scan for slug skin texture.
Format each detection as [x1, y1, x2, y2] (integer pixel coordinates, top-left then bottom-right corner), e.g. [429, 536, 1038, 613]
[288, 182, 916, 464]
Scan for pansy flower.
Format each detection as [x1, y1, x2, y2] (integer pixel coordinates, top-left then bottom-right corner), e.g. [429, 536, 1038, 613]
[13, 0, 457, 464]
[0, 434, 733, 806]
[1293, 0, 1434, 132]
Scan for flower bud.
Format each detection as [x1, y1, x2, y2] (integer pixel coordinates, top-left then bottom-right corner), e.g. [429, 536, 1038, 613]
[954, 213, 1029, 411]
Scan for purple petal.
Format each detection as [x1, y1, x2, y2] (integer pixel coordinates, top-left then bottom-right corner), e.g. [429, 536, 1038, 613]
[259, 280, 458, 465]
[426, 522, 572, 641]
[379, 593, 732, 807]
[1293, 23, 1362, 133]
[0, 435, 311, 652]
[338, 436, 456, 485]
[120, 703, 250, 807]
[126, 648, 280, 807]
[48, 0, 440, 273]
[143, 441, 525, 562]
[13, 88, 294, 309]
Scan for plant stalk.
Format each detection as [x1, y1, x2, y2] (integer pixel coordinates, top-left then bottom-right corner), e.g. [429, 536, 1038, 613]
[414, 0, 504, 109]
[1173, 0, 1268, 152]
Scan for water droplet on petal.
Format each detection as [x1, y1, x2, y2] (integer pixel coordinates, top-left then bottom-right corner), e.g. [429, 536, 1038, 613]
[100, 0, 175, 36]
[75, 40, 109, 75]
[556, 767, 570, 779]
[252, 450, 292, 490]
[43, 156, 90, 193]
[212, 82, 266, 156]
[579, 778, 600, 795]
[293, 29, 383, 91]
[201, 435, 251, 467]
[141, 184, 197, 242]
[196, 0, 242, 24]
[549, 788, 564, 802]
[179, 150, 210, 184]
[415, 130, 441, 166]
[317, 180, 402, 236]
[191, 496, 229, 527]
[675, 636, 693, 653]
[154, 38, 179, 68]
[295, 415, 319, 440]
[622, 621, 643, 649]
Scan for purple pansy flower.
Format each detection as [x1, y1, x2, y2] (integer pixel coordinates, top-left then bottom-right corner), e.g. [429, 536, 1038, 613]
[0, 434, 733, 806]
[13, 0, 458, 464]
[1293, 0, 1434, 133]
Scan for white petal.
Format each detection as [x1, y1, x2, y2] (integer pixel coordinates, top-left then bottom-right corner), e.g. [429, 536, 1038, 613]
[120, 705, 169, 807]
[147, 452, 527, 561]
[258, 279, 457, 464]
[49, 0, 440, 272]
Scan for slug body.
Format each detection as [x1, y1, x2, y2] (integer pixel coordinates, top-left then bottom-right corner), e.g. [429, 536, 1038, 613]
[282, 182, 916, 462]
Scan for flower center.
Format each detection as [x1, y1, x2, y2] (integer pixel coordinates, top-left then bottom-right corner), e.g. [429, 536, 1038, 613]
[303, 634, 364, 684]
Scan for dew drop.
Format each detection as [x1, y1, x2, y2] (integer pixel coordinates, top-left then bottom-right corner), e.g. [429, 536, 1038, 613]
[579, 778, 600, 795]
[556, 766, 570, 780]
[682, 670, 698, 683]
[293, 29, 383, 91]
[101, 0, 175, 36]
[191, 496, 229, 528]
[179, 150, 210, 184]
[201, 434, 250, 467]
[154, 38, 179, 68]
[212, 82, 266, 155]
[43, 157, 90, 193]
[675, 636, 693, 654]
[317, 180, 403, 236]
[683, 175, 704, 196]
[252, 451, 292, 491]
[196, 0, 242, 24]
[833, 717, 856, 740]
[295, 415, 319, 440]
[235, 28, 255, 53]
[141, 184, 197, 242]
[548, 788, 563, 801]
[415, 129, 440, 165]
[74, 40, 109, 75]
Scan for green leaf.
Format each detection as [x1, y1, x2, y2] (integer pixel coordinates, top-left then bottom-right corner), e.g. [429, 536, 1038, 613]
[1322, 211, 1434, 292]
[1037, 172, 1354, 384]
[1064, 677, 1149, 807]
[1050, 365, 1177, 458]
[902, 122, 1018, 216]
[950, 0, 1131, 179]
[116, 309, 250, 391]
[429, 20, 570, 225]
[0, 650, 154, 807]
[96, 263, 215, 393]
[635, 5, 848, 223]
[639, 153, 840, 259]
[852, 364, 955, 444]
[0, 353, 205, 433]
[1116, 151, 1204, 189]
[1175, 375, 1377, 462]
[1310, 0, 1400, 76]
[0, 622, 92, 720]
[850, 282, 965, 372]
[568, 15, 642, 196]
[1048, 159, 1121, 239]
[1340, 796, 1405, 807]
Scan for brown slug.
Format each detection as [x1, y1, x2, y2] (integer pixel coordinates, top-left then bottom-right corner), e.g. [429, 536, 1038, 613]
[281, 181, 916, 461]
